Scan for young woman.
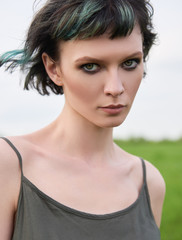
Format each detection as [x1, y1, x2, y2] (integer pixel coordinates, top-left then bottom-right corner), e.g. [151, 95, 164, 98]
[0, 0, 165, 239]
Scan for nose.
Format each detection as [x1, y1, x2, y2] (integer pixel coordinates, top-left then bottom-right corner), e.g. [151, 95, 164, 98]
[104, 69, 125, 97]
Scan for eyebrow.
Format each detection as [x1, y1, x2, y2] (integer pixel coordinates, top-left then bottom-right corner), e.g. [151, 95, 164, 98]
[75, 51, 143, 64]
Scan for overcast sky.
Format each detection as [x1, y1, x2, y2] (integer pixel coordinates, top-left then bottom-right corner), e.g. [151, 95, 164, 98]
[0, 0, 182, 140]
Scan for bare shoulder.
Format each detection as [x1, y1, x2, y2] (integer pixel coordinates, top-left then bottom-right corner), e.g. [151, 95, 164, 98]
[0, 137, 21, 174]
[0, 136, 24, 205]
[0, 137, 22, 239]
[144, 159, 166, 197]
[144, 159, 166, 227]
[0, 137, 22, 199]
[0, 135, 37, 171]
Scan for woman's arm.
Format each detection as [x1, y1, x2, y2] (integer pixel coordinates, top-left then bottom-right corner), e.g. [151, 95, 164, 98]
[145, 160, 166, 228]
[0, 139, 21, 239]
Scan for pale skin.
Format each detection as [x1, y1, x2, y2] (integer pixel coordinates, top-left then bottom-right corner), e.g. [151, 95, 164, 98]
[0, 25, 165, 239]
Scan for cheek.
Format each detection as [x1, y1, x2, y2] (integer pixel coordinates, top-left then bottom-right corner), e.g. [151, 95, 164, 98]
[63, 74, 100, 104]
[125, 72, 143, 98]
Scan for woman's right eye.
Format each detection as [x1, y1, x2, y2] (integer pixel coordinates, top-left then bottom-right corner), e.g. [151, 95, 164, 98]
[81, 63, 100, 74]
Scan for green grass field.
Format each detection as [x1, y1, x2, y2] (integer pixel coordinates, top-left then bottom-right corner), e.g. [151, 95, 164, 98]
[115, 138, 182, 240]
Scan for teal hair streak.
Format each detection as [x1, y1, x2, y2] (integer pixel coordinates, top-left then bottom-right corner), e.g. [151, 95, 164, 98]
[54, 6, 82, 39]
[115, 1, 135, 35]
[54, 0, 136, 41]
[76, 0, 106, 38]
[54, 1, 103, 40]
[0, 49, 30, 71]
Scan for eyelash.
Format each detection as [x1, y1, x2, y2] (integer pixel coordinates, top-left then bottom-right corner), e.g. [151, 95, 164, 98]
[81, 63, 100, 74]
[123, 59, 141, 70]
[80, 58, 141, 74]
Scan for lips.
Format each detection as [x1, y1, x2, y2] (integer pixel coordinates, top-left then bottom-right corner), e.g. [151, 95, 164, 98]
[102, 104, 125, 109]
[100, 104, 126, 114]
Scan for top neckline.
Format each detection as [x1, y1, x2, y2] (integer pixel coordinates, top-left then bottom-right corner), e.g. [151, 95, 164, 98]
[22, 175, 145, 220]
[1, 137, 146, 220]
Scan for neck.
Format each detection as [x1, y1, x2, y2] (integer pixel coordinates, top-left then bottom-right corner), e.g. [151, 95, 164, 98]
[49, 104, 116, 165]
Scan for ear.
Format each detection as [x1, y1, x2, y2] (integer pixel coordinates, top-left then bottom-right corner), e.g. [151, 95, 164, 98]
[42, 53, 63, 86]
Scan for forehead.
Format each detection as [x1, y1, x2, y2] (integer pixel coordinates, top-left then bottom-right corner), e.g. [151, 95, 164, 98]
[59, 25, 143, 60]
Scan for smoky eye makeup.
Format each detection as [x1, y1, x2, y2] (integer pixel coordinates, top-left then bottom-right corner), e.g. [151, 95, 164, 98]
[76, 54, 142, 74]
[79, 63, 101, 74]
[122, 58, 141, 70]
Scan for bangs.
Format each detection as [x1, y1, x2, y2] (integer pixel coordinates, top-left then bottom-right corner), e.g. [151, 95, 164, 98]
[53, 0, 136, 40]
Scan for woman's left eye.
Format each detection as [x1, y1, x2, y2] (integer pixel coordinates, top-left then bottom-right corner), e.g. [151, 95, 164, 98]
[122, 59, 140, 70]
[81, 63, 100, 73]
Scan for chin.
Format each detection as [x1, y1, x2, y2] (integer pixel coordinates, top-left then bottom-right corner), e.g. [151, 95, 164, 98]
[105, 122, 124, 128]
[96, 117, 127, 129]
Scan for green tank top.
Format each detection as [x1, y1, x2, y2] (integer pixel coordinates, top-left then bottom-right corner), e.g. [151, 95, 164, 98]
[2, 137, 160, 240]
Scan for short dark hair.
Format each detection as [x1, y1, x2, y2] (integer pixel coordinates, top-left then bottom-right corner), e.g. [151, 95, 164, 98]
[0, 0, 157, 95]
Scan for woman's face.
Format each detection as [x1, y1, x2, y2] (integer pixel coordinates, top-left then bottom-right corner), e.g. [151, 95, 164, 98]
[57, 25, 144, 128]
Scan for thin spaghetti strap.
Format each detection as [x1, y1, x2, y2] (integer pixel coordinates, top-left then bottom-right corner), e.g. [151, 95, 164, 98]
[0, 137, 23, 175]
[140, 157, 154, 217]
[140, 158, 147, 184]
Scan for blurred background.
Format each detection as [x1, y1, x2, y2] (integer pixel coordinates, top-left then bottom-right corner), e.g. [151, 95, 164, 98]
[0, 0, 182, 239]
